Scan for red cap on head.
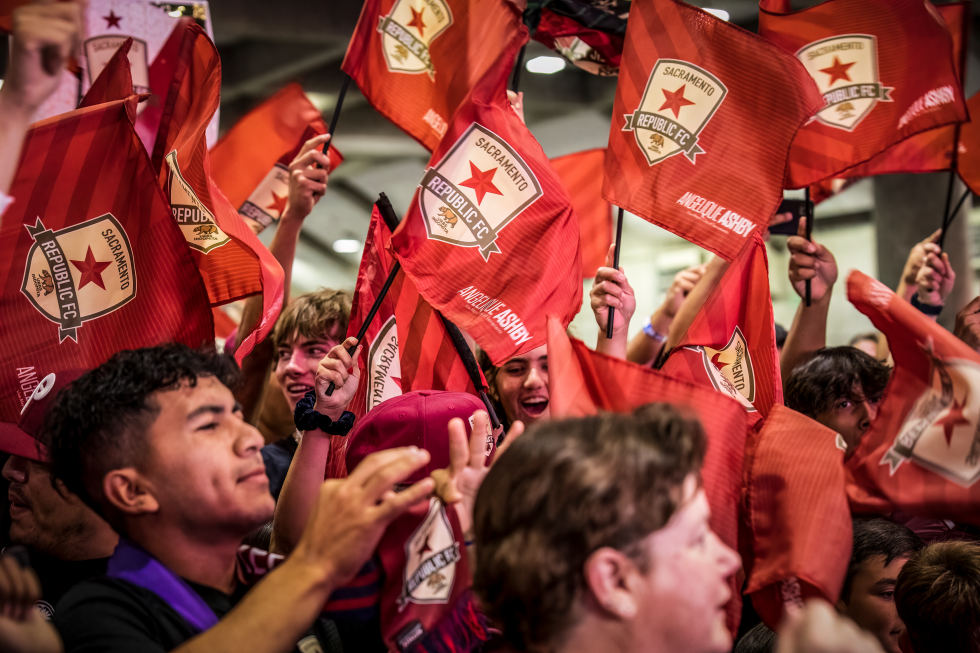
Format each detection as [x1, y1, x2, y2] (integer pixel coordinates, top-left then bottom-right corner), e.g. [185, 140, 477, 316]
[346, 390, 494, 482]
[0, 370, 84, 463]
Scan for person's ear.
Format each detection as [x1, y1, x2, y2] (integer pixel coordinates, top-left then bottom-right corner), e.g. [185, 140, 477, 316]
[583, 547, 639, 620]
[103, 469, 159, 516]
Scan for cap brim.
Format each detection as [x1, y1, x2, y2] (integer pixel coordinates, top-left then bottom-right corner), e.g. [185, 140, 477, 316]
[0, 423, 49, 462]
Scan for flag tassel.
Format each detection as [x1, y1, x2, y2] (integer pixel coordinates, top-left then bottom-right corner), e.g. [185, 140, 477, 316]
[606, 207, 625, 339]
[804, 187, 813, 307]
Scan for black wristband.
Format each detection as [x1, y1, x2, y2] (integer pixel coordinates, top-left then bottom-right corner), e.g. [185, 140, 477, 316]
[293, 390, 355, 435]
[911, 294, 944, 316]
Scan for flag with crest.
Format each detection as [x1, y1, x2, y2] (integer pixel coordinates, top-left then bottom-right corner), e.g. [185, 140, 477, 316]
[759, 0, 967, 189]
[0, 97, 213, 422]
[341, 0, 522, 151]
[390, 26, 582, 366]
[603, 0, 822, 261]
[845, 270, 980, 527]
[660, 234, 782, 424]
[150, 21, 284, 363]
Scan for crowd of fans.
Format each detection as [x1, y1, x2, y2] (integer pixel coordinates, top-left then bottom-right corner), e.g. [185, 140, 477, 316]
[0, 3, 978, 653]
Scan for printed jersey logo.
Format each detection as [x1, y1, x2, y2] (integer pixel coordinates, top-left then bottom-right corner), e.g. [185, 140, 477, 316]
[623, 58, 727, 166]
[378, 0, 453, 79]
[367, 316, 403, 412]
[418, 122, 542, 261]
[165, 151, 231, 254]
[21, 215, 137, 342]
[399, 498, 461, 608]
[238, 163, 290, 231]
[796, 35, 893, 131]
[883, 343, 980, 487]
[690, 326, 756, 411]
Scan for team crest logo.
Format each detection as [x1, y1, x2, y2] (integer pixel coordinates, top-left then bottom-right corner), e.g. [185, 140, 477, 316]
[21, 215, 136, 342]
[367, 316, 403, 412]
[84, 35, 150, 96]
[796, 35, 893, 131]
[689, 327, 756, 411]
[882, 341, 980, 487]
[623, 59, 727, 166]
[399, 498, 461, 608]
[417, 122, 542, 261]
[378, 0, 453, 79]
[238, 163, 291, 231]
[165, 151, 231, 254]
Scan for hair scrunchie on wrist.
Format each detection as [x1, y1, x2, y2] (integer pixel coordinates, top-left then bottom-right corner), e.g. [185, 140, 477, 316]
[293, 389, 355, 435]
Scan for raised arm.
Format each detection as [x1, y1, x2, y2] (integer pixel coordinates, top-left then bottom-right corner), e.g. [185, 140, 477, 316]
[913, 249, 955, 322]
[591, 244, 637, 359]
[896, 229, 941, 303]
[626, 264, 705, 366]
[662, 256, 731, 355]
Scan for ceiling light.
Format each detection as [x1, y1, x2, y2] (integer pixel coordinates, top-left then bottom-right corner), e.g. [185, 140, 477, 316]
[526, 56, 566, 74]
[332, 239, 361, 253]
[703, 8, 730, 21]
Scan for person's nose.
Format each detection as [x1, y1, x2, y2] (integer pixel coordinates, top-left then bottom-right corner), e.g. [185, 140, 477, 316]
[1, 455, 28, 484]
[234, 421, 265, 458]
[524, 366, 544, 390]
[284, 350, 305, 377]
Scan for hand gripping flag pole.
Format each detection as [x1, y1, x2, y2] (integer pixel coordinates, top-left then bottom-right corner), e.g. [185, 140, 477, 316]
[606, 207, 625, 339]
[804, 187, 813, 307]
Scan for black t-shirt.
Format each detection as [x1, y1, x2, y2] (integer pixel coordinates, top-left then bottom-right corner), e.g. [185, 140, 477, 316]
[25, 549, 108, 620]
[261, 436, 298, 501]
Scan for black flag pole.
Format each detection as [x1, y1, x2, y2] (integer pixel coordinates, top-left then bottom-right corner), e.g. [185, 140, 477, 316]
[804, 187, 813, 307]
[606, 207, 625, 339]
[317, 74, 351, 167]
[438, 314, 502, 431]
[511, 44, 527, 93]
[940, 186, 972, 250]
[939, 124, 964, 250]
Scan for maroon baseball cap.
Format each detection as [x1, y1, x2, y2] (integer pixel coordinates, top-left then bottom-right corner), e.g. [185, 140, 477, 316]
[0, 370, 83, 463]
[346, 390, 494, 483]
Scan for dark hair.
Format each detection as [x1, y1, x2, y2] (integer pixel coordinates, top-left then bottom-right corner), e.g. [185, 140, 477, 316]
[734, 623, 777, 653]
[774, 323, 788, 349]
[848, 332, 879, 348]
[841, 518, 923, 603]
[473, 403, 706, 651]
[784, 347, 890, 418]
[896, 541, 980, 653]
[46, 344, 239, 521]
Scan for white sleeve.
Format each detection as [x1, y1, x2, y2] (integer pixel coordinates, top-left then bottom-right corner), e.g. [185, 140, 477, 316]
[0, 191, 12, 218]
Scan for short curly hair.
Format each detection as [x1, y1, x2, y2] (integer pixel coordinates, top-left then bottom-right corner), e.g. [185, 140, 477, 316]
[46, 344, 239, 524]
[473, 404, 706, 650]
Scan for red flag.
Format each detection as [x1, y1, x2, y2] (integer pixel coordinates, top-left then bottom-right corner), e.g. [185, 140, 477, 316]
[956, 91, 980, 195]
[78, 37, 135, 109]
[150, 22, 284, 363]
[209, 83, 344, 232]
[547, 316, 748, 635]
[661, 234, 782, 422]
[603, 0, 822, 261]
[0, 97, 213, 421]
[743, 404, 852, 629]
[341, 0, 522, 151]
[845, 270, 980, 527]
[550, 148, 612, 279]
[759, 0, 968, 189]
[390, 28, 582, 366]
[533, 8, 623, 76]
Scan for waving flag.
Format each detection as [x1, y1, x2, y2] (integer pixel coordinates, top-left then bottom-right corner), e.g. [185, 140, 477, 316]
[744, 404, 852, 629]
[533, 8, 623, 76]
[547, 316, 747, 634]
[150, 22, 284, 362]
[0, 98, 213, 422]
[661, 234, 781, 423]
[209, 84, 343, 233]
[391, 27, 582, 366]
[550, 148, 612, 278]
[845, 270, 980, 527]
[79, 37, 135, 108]
[603, 0, 822, 261]
[342, 0, 522, 151]
[759, 0, 967, 188]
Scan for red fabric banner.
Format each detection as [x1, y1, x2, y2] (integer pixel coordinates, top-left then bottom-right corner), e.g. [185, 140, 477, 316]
[209, 83, 343, 231]
[603, 0, 822, 261]
[78, 37, 135, 108]
[661, 234, 782, 422]
[533, 8, 623, 76]
[550, 148, 612, 278]
[149, 22, 284, 363]
[743, 404, 852, 629]
[391, 27, 582, 366]
[547, 316, 747, 635]
[759, 0, 967, 189]
[0, 97, 213, 422]
[845, 270, 980, 527]
[341, 0, 522, 152]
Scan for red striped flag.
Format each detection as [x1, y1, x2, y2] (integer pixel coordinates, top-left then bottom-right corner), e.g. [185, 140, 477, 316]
[0, 97, 213, 422]
[660, 234, 782, 423]
[209, 83, 343, 232]
[547, 316, 748, 635]
[391, 26, 582, 366]
[845, 270, 980, 527]
[603, 0, 822, 261]
[149, 21, 284, 363]
[759, 0, 967, 188]
[550, 148, 612, 279]
[341, 0, 522, 151]
[78, 37, 135, 108]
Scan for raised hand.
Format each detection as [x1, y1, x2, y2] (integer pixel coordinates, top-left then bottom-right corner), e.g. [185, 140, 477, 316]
[591, 244, 637, 339]
[282, 133, 332, 221]
[901, 229, 942, 291]
[915, 250, 955, 307]
[787, 217, 838, 303]
[312, 337, 361, 420]
[0, 555, 62, 653]
[661, 264, 706, 319]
